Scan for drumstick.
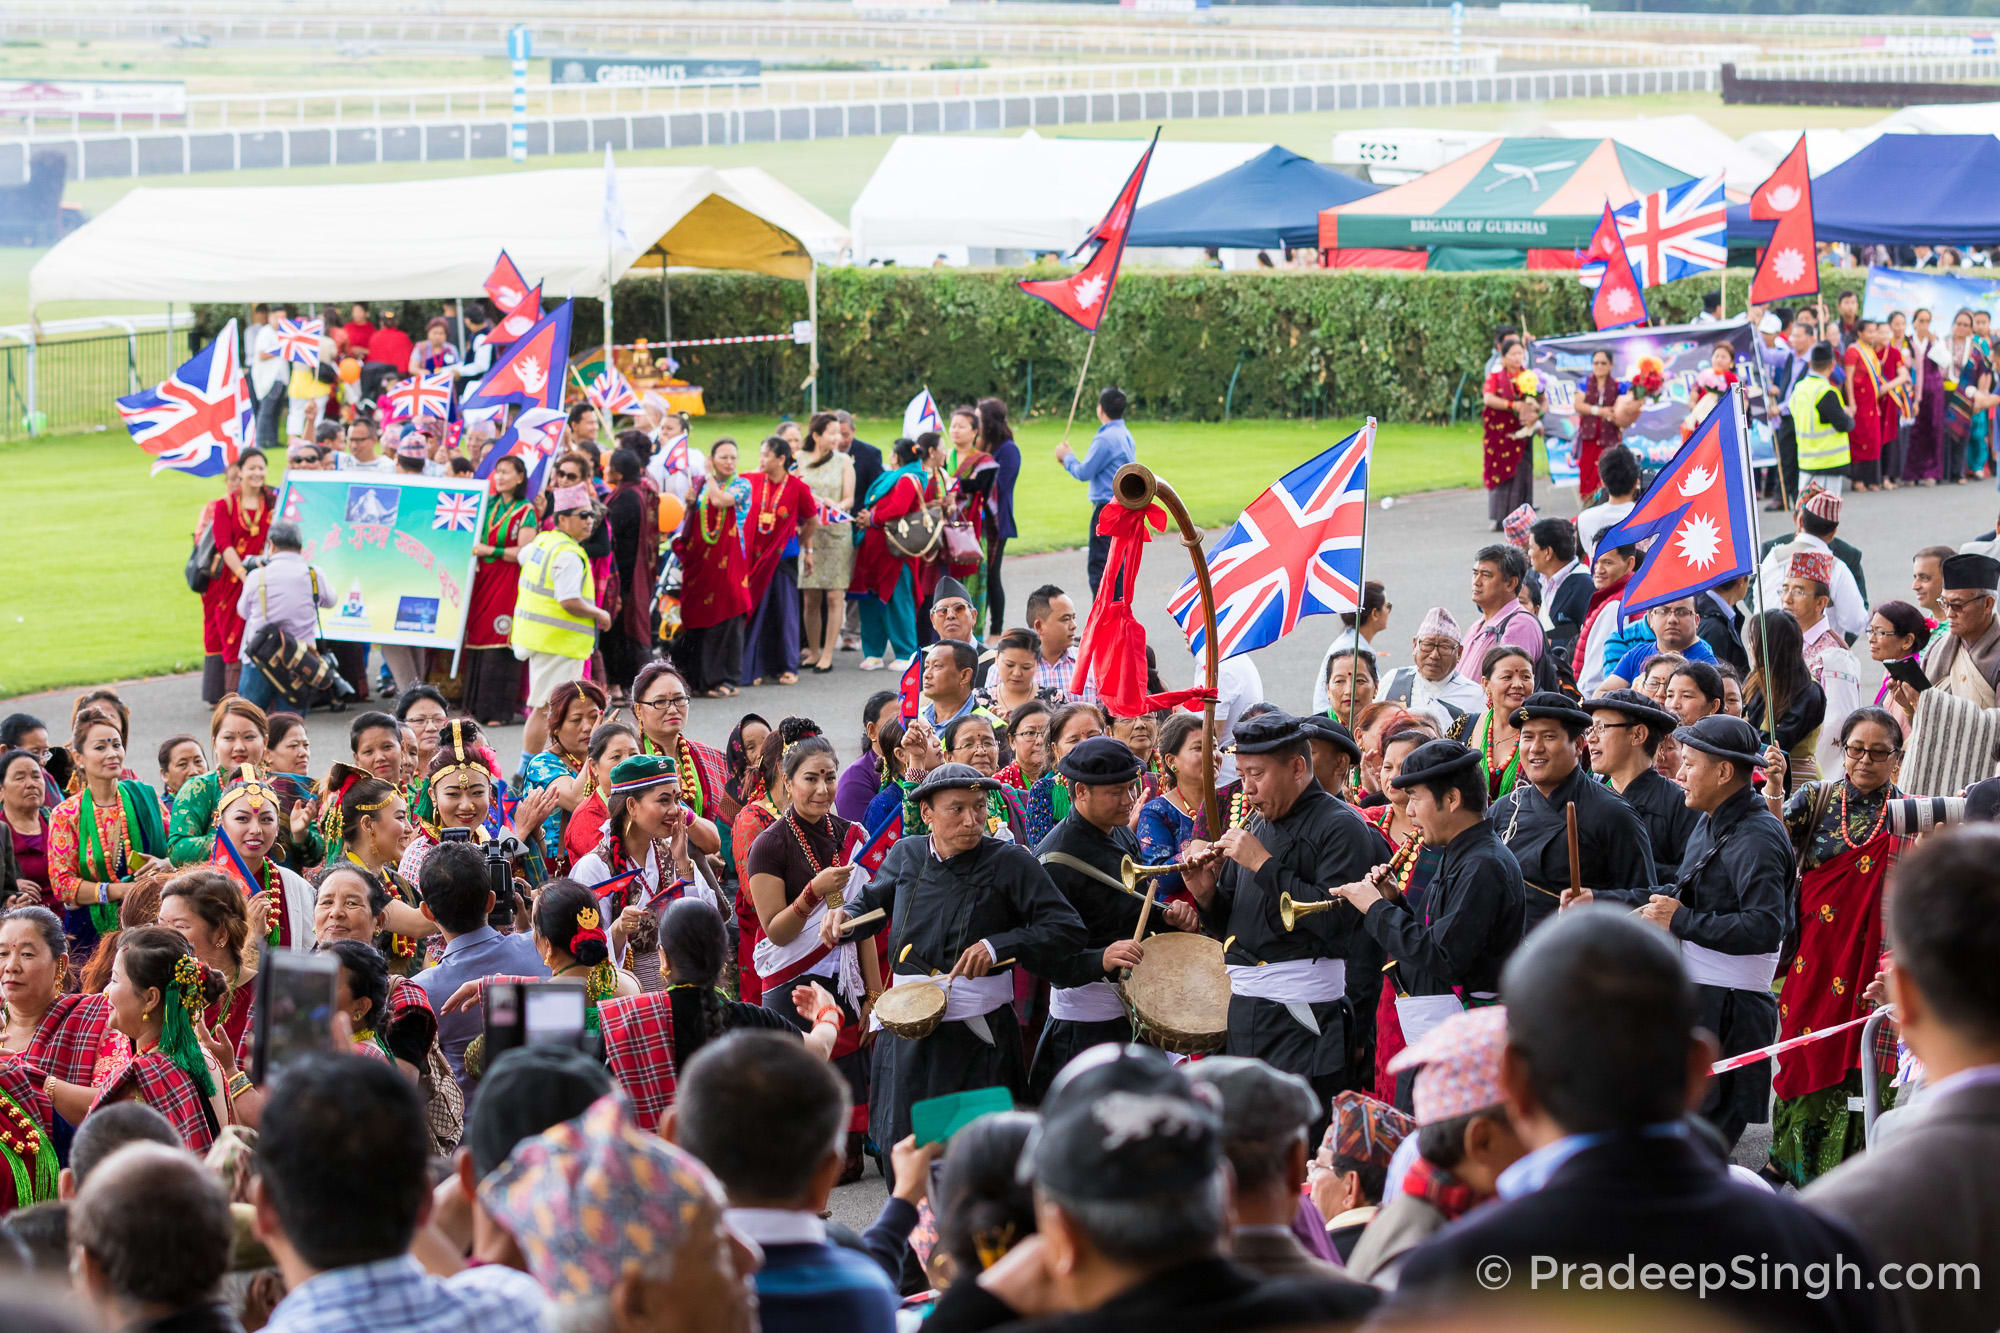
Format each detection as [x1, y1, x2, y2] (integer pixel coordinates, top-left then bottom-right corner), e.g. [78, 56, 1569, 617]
[836, 907, 885, 936]
[1131, 877, 1158, 943]
[1565, 805, 1582, 902]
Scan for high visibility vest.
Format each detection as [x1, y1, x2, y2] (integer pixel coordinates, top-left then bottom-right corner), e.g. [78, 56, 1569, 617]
[1788, 372, 1850, 473]
[509, 530, 596, 659]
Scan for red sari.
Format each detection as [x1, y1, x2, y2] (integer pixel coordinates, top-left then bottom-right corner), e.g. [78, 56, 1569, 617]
[673, 487, 752, 630]
[1842, 343, 1884, 464]
[1776, 809, 1897, 1102]
[202, 488, 275, 658]
[849, 470, 939, 603]
[1879, 342, 1907, 442]
[744, 472, 816, 607]
[1575, 373, 1622, 497]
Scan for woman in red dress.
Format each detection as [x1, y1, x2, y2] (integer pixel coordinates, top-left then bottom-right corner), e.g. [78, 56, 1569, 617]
[462, 455, 534, 726]
[202, 449, 275, 704]
[850, 435, 942, 670]
[672, 443, 754, 699]
[1573, 348, 1623, 499]
[1480, 339, 1535, 529]
[740, 436, 820, 687]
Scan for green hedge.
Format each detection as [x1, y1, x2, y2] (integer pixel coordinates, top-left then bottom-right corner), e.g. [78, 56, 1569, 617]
[194, 263, 1848, 425]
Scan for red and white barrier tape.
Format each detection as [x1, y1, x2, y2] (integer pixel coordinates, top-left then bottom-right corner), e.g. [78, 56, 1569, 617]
[1709, 1009, 1886, 1075]
[617, 334, 794, 350]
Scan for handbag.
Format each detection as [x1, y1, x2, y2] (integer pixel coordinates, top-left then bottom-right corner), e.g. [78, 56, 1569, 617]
[941, 515, 982, 570]
[185, 524, 220, 594]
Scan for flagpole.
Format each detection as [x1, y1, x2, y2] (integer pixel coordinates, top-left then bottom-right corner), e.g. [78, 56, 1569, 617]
[1059, 332, 1100, 452]
[1738, 384, 1775, 753]
[1346, 421, 1373, 733]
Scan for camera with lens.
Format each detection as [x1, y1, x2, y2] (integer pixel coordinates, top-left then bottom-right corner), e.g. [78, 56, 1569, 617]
[438, 829, 528, 931]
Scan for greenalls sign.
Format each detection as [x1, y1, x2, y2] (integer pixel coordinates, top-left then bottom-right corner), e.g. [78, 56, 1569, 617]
[551, 57, 762, 86]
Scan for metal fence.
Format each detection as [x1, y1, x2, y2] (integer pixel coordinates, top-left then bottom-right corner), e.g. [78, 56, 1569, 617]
[3, 61, 1720, 184]
[2, 53, 1503, 137]
[0, 326, 190, 442]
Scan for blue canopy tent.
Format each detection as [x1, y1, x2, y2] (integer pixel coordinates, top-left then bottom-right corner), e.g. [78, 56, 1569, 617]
[1126, 145, 1378, 250]
[1728, 133, 2000, 247]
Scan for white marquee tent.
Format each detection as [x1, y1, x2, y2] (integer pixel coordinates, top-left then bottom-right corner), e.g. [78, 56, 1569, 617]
[1867, 102, 2000, 138]
[27, 164, 850, 316]
[1736, 127, 1875, 177]
[1544, 114, 1775, 195]
[849, 131, 1276, 266]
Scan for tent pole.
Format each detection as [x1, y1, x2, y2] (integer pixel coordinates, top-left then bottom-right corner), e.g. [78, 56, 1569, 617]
[604, 234, 615, 445]
[661, 249, 673, 357]
[808, 258, 820, 415]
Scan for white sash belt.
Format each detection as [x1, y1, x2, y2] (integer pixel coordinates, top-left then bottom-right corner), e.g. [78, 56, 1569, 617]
[1049, 980, 1127, 1024]
[1226, 957, 1347, 1004]
[1394, 993, 1465, 1047]
[1681, 942, 1780, 993]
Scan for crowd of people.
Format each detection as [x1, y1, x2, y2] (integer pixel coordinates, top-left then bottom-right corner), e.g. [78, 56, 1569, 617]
[204, 306, 1030, 727]
[12, 320, 2000, 1329]
[1479, 291, 2000, 536]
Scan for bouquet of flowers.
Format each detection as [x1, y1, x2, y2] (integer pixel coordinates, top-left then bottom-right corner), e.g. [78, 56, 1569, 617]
[1510, 369, 1546, 440]
[1626, 354, 1667, 405]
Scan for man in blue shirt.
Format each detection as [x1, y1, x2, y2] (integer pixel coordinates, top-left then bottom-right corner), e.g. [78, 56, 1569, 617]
[1055, 384, 1137, 597]
[412, 841, 549, 1095]
[1602, 597, 1717, 690]
[672, 1032, 899, 1333]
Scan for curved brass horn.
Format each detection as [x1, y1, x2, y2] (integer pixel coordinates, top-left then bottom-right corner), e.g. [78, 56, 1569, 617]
[1278, 892, 1341, 932]
[1112, 462, 1158, 511]
[1119, 855, 1188, 895]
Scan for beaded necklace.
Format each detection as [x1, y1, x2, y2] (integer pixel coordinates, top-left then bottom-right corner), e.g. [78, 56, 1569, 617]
[0, 1084, 54, 1209]
[1835, 780, 1890, 850]
[699, 490, 730, 545]
[1479, 712, 1522, 798]
[786, 811, 843, 875]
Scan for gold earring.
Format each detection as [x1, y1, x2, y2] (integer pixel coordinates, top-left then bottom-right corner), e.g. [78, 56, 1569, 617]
[140, 1009, 150, 1023]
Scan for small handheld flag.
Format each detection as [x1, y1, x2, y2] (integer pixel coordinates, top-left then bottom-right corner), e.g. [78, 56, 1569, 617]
[902, 388, 942, 441]
[276, 317, 323, 369]
[1019, 128, 1158, 333]
[855, 805, 904, 875]
[1167, 420, 1373, 660]
[587, 366, 641, 415]
[1594, 387, 1759, 618]
[387, 370, 456, 421]
[475, 406, 568, 498]
[118, 318, 254, 478]
[815, 497, 852, 525]
[1749, 135, 1818, 305]
[210, 826, 259, 891]
[898, 657, 923, 721]
[659, 433, 690, 476]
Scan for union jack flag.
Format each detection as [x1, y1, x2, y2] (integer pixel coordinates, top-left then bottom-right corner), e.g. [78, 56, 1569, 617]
[815, 497, 852, 525]
[1167, 420, 1373, 660]
[388, 370, 455, 421]
[117, 319, 254, 478]
[1613, 173, 1728, 288]
[432, 492, 481, 532]
[855, 805, 903, 875]
[276, 317, 323, 369]
[587, 366, 640, 415]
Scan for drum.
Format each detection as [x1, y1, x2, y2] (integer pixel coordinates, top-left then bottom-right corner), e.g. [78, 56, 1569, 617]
[1121, 933, 1230, 1054]
[873, 979, 948, 1040]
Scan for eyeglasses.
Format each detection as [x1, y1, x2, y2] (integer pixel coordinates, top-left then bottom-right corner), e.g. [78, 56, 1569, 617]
[1842, 744, 1899, 762]
[1584, 721, 1641, 737]
[1014, 727, 1048, 743]
[1942, 596, 1991, 613]
[1413, 639, 1457, 655]
[637, 695, 691, 713]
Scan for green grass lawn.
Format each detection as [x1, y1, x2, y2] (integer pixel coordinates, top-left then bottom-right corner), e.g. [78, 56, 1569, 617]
[0, 412, 1480, 698]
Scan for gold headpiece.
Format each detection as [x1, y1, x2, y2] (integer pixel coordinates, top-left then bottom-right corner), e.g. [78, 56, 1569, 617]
[213, 763, 274, 825]
[427, 719, 491, 790]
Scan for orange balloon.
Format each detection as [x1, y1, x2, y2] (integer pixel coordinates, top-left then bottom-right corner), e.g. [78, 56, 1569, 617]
[338, 357, 362, 384]
[656, 492, 686, 535]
